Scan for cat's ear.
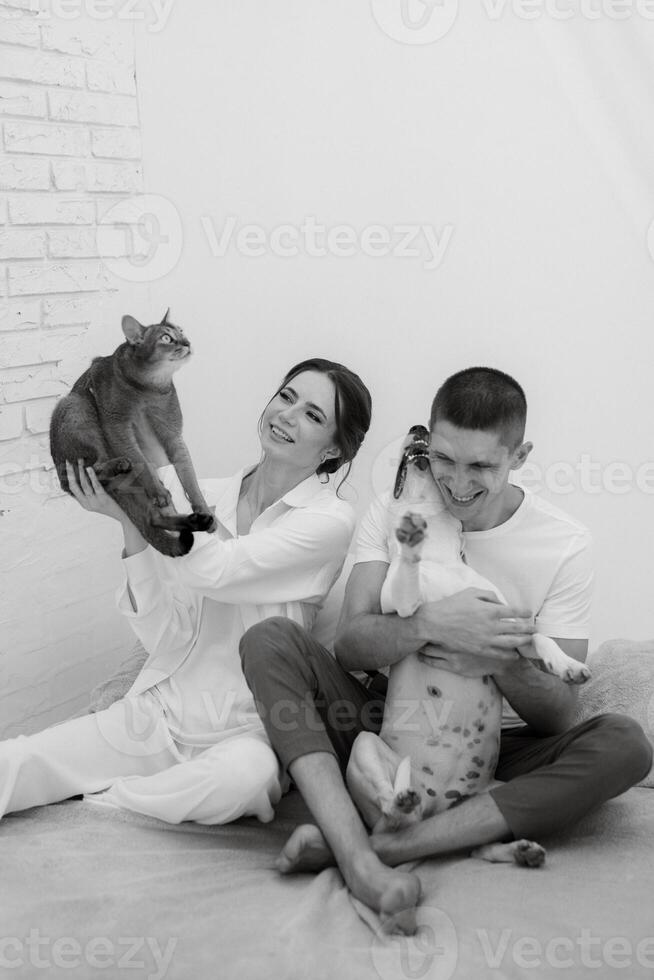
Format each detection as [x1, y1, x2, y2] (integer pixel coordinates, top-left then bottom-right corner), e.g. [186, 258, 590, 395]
[122, 315, 146, 345]
[161, 308, 170, 325]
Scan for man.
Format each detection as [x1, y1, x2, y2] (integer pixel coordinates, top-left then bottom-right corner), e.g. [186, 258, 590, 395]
[239, 367, 652, 925]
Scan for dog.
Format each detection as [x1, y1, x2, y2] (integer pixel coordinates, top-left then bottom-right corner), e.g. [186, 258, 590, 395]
[346, 426, 591, 867]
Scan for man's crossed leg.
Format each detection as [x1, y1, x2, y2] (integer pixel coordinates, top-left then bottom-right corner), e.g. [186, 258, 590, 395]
[239, 617, 652, 922]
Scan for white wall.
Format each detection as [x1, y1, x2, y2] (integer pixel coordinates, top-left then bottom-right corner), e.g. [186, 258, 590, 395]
[3, 1, 654, 735]
[133, 2, 654, 648]
[0, 6, 148, 736]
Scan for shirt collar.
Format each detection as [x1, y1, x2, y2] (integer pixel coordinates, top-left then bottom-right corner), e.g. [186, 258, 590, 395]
[280, 472, 325, 508]
[208, 467, 325, 532]
[207, 466, 252, 531]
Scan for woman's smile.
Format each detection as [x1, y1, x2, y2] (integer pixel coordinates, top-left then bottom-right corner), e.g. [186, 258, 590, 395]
[269, 423, 295, 444]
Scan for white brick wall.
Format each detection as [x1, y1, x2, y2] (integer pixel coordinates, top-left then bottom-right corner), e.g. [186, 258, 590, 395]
[0, 4, 143, 737]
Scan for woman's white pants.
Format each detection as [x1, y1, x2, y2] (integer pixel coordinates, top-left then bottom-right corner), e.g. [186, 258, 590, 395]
[0, 692, 282, 826]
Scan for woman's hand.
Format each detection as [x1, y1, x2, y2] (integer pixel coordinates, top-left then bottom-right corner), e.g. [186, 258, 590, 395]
[65, 459, 127, 524]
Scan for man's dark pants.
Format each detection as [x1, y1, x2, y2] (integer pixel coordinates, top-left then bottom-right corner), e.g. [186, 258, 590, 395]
[239, 617, 653, 841]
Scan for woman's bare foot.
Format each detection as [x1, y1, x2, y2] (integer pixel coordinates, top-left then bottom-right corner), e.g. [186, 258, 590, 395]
[277, 823, 334, 873]
[276, 823, 422, 933]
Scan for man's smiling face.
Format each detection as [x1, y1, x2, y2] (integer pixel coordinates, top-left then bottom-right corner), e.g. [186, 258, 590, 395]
[429, 419, 531, 531]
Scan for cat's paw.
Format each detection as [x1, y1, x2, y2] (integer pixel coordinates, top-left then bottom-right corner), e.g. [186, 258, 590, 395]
[153, 489, 172, 509]
[188, 511, 217, 533]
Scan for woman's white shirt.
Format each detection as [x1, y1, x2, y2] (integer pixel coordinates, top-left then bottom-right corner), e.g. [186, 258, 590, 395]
[115, 465, 355, 745]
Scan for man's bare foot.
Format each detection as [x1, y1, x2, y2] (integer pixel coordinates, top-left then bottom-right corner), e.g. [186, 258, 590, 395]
[276, 823, 422, 934]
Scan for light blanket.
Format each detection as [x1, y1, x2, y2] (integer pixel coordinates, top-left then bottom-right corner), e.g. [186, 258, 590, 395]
[2, 787, 653, 980]
[573, 639, 654, 787]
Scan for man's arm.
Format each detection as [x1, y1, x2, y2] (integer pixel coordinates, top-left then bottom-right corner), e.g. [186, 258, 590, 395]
[334, 561, 536, 674]
[494, 528, 594, 735]
[494, 638, 588, 735]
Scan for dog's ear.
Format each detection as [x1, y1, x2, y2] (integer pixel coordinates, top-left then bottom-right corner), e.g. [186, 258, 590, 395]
[161, 308, 170, 325]
[393, 425, 430, 499]
[122, 315, 146, 345]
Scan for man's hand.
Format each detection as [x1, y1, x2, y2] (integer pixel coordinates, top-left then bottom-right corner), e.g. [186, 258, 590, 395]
[335, 563, 538, 675]
[418, 642, 523, 678]
[413, 588, 535, 677]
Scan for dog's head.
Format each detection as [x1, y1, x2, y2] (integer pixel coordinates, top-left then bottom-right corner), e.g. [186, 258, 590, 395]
[393, 424, 430, 499]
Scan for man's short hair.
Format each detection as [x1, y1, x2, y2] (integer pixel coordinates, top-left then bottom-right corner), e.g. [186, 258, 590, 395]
[429, 367, 527, 449]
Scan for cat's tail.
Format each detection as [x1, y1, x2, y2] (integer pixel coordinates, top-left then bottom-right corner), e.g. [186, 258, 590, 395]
[139, 520, 194, 558]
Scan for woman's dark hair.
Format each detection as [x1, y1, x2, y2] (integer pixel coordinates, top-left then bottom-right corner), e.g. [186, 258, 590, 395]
[262, 357, 372, 492]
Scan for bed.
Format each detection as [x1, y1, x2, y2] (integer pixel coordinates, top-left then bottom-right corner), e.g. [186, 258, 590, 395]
[2, 640, 653, 980]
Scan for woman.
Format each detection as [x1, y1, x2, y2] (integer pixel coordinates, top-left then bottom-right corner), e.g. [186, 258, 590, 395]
[0, 358, 369, 828]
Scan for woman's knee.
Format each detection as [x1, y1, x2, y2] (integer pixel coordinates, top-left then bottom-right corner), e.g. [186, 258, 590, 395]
[589, 713, 653, 783]
[203, 738, 280, 797]
[243, 738, 281, 791]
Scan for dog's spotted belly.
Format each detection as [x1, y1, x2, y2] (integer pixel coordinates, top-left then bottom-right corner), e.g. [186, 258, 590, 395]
[381, 655, 503, 815]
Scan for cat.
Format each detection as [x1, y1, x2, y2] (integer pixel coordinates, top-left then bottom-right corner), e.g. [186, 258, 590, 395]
[49, 310, 216, 557]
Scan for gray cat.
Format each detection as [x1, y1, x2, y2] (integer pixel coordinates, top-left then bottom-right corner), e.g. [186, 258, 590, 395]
[49, 310, 216, 557]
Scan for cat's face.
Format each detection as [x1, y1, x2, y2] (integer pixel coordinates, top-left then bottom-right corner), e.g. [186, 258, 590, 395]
[121, 313, 191, 376]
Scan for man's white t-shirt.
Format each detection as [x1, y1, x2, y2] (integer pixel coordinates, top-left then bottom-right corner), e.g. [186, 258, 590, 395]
[354, 485, 593, 729]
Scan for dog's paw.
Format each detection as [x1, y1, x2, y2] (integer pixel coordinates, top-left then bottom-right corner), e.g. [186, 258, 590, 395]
[542, 659, 591, 685]
[512, 840, 546, 868]
[393, 788, 422, 814]
[531, 636, 591, 686]
[376, 787, 423, 832]
[396, 512, 427, 550]
[562, 662, 592, 685]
